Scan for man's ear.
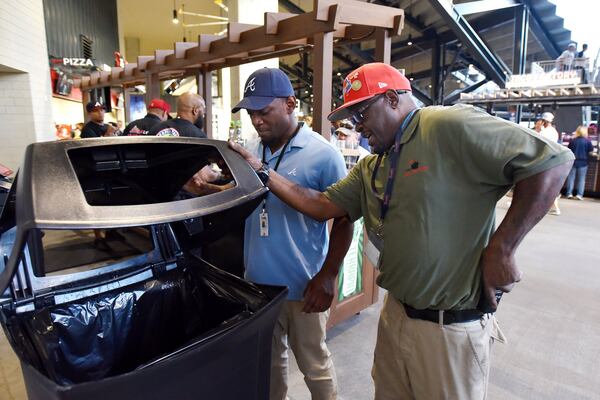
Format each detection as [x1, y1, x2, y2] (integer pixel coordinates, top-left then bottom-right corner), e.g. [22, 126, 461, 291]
[285, 96, 297, 114]
[384, 90, 399, 108]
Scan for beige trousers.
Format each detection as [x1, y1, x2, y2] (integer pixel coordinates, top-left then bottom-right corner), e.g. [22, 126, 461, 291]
[372, 294, 503, 400]
[270, 301, 337, 400]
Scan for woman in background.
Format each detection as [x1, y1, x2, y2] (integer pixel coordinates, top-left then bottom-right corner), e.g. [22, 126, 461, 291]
[565, 126, 594, 200]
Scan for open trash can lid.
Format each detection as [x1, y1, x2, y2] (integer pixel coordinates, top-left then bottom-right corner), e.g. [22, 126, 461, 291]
[0, 137, 267, 295]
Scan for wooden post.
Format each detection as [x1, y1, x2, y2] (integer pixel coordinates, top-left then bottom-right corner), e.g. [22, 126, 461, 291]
[201, 67, 213, 138]
[144, 71, 160, 103]
[313, 31, 334, 140]
[374, 28, 391, 64]
[123, 87, 132, 124]
[82, 90, 90, 121]
[196, 69, 203, 95]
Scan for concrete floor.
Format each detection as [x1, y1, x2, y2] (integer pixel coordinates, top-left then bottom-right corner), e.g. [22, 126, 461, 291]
[1, 196, 599, 399]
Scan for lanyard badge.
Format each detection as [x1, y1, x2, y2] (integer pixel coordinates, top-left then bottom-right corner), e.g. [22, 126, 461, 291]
[259, 209, 269, 237]
[258, 124, 301, 238]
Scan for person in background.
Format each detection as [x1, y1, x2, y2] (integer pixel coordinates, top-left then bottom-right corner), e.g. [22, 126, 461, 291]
[148, 93, 206, 138]
[116, 120, 124, 135]
[539, 112, 559, 143]
[230, 62, 574, 400]
[533, 117, 544, 133]
[108, 122, 119, 136]
[555, 43, 577, 71]
[81, 101, 115, 138]
[577, 43, 588, 58]
[333, 121, 371, 168]
[537, 112, 562, 215]
[72, 122, 84, 139]
[231, 67, 351, 400]
[123, 98, 171, 136]
[565, 125, 594, 200]
[575, 43, 589, 83]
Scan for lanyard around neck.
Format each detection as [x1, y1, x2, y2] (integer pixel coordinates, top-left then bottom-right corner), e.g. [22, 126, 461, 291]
[261, 123, 301, 172]
[260, 124, 300, 211]
[370, 108, 420, 228]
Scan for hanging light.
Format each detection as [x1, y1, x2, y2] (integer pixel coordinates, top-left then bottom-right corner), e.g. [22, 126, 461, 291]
[214, 0, 229, 12]
[407, 34, 413, 46]
[172, 0, 179, 24]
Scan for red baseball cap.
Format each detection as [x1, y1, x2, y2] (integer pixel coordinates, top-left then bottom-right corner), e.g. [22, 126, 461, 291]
[328, 63, 412, 121]
[148, 98, 171, 113]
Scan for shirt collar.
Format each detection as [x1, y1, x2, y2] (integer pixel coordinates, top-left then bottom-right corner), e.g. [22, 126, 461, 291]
[262, 122, 310, 161]
[399, 109, 421, 145]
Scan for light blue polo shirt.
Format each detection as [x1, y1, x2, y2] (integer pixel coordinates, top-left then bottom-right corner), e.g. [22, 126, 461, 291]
[244, 122, 347, 300]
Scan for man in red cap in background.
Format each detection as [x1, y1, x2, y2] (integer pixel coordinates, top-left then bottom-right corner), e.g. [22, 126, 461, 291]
[123, 98, 171, 136]
[230, 62, 574, 398]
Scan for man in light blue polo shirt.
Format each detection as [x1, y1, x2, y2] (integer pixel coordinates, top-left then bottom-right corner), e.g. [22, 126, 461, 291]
[232, 67, 352, 400]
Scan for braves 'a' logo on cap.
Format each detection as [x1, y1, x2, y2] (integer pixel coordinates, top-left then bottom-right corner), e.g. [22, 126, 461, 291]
[344, 77, 352, 95]
[244, 77, 256, 93]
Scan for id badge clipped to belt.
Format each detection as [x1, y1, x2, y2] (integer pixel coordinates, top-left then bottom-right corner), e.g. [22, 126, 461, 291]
[259, 209, 269, 237]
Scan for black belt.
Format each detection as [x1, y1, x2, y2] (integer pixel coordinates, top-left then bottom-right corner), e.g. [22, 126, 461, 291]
[403, 303, 483, 325]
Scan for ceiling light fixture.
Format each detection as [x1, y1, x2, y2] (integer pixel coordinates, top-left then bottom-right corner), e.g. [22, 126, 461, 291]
[214, 0, 229, 12]
[172, 0, 179, 24]
[407, 34, 413, 46]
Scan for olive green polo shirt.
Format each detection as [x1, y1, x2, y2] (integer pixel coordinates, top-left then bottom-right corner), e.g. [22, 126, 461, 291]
[324, 104, 574, 310]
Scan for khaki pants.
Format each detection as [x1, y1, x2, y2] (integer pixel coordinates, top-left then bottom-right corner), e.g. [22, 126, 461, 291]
[372, 294, 504, 400]
[270, 301, 337, 400]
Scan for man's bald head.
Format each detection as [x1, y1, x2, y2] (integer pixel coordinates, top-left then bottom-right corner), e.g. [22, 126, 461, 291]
[177, 93, 206, 124]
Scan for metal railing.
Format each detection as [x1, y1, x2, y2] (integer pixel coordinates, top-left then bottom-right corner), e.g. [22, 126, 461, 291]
[532, 58, 590, 74]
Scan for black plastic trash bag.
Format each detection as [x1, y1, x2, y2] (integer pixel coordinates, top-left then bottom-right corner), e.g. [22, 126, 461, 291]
[7, 259, 270, 385]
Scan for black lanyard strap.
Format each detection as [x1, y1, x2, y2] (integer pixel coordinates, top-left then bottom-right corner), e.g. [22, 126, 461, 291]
[371, 108, 420, 230]
[260, 123, 301, 210]
[262, 123, 301, 172]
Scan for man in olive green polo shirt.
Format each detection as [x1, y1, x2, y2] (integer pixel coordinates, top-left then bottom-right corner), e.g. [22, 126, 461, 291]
[229, 63, 573, 399]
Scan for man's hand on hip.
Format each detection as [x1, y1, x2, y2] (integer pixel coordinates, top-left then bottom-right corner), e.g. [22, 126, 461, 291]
[302, 269, 337, 313]
[479, 244, 523, 310]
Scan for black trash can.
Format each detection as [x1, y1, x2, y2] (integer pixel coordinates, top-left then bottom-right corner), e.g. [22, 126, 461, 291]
[0, 137, 287, 400]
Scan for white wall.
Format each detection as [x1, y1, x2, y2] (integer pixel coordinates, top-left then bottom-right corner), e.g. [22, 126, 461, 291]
[0, 0, 54, 170]
[52, 98, 85, 126]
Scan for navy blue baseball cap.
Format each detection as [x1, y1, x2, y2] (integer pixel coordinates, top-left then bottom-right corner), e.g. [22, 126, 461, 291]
[232, 68, 294, 113]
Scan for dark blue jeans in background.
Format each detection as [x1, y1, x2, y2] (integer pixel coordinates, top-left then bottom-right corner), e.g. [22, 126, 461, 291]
[566, 166, 588, 197]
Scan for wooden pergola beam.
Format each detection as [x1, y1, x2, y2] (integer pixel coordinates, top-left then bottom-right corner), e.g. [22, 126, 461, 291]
[264, 12, 297, 34]
[136, 56, 154, 71]
[77, 3, 405, 91]
[175, 42, 197, 58]
[154, 49, 174, 65]
[314, 0, 404, 34]
[228, 22, 261, 43]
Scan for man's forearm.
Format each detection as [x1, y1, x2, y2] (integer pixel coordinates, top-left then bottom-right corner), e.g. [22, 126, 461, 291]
[490, 161, 573, 252]
[267, 170, 347, 222]
[300, 215, 354, 312]
[321, 216, 354, 277]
